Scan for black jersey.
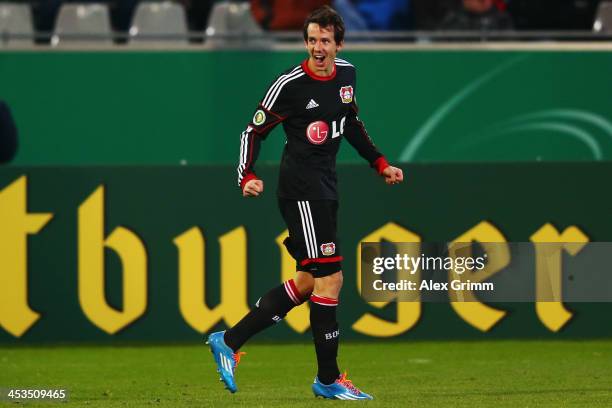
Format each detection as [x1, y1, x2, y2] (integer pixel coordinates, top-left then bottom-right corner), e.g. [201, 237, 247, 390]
[237, 58, 388, 200]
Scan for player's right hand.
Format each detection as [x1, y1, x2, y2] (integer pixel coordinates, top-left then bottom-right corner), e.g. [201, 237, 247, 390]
[243, 179, 264, 197]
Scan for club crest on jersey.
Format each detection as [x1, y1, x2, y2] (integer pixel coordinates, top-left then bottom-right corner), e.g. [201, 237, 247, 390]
[339, 86, 353, 104]
[253, 110, 266, 126]
[320, 242, 336, 256]
[306, 120, 329, 145]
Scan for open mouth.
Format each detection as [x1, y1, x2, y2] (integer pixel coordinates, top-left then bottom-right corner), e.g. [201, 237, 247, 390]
[313, 55, 326, 66]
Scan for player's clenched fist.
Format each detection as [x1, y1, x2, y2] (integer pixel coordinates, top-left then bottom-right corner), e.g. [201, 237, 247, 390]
[243, 179, 264, 197]
[382, 166, 404, 185]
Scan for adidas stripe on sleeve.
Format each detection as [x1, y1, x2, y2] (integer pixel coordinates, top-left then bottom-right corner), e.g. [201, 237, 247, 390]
[237, 66, 301, 189]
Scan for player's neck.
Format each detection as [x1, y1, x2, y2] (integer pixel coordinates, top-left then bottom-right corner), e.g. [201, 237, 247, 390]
[303, 59, 336, 81]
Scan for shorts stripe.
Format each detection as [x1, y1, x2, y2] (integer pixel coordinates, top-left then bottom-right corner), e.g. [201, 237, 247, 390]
[297, 201, 315, 258]
[303, 201, 318, 257]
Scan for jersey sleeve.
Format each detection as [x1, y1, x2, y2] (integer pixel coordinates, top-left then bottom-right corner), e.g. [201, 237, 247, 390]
[236, 72, 294, 189]
[343, 74, 389, 175]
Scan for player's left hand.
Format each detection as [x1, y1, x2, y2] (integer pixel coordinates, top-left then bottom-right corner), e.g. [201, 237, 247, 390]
[382, 166, 403, 185]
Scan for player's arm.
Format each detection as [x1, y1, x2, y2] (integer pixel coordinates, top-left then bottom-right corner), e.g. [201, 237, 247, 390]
[344, 98, 403, 185]
[237, 73, 294, 197]
[238, 125, 264, 197]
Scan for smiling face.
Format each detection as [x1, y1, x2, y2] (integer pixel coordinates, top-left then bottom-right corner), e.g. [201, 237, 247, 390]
[305, 23, 343, 77]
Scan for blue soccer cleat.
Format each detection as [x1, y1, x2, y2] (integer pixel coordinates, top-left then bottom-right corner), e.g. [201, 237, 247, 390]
[312, 372, 374, 400]
[206, 331, 245, 393]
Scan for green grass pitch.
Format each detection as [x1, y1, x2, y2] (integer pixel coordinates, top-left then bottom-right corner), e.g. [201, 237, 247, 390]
[1, 340, 611, 407]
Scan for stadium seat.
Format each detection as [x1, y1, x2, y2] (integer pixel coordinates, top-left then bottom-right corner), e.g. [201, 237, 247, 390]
[205, 1, 271, 48]
[129, 1, 188, 45]
[51, 3, 113, 47]
[0, 3, 34, 46]
[593, 1, 612, 32]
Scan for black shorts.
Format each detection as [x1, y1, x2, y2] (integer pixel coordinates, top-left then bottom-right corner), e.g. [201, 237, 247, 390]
[278, 199, 342, 278]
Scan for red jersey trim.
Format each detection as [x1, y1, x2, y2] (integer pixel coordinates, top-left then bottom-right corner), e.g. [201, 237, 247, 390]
[300, 256, 343, 266]
[250, 104, 286, 135]
[240, 173, 258, 190]
[257, 103, 286, 121]
[301, 60, 337, 81]
[374, 157, 390, 175]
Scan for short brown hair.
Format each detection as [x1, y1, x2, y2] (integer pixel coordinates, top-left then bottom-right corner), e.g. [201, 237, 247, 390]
[303, 6, 345, 44]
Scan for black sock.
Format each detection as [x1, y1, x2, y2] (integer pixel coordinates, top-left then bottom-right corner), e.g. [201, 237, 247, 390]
[310, 294, 340, 385]
[224, 280, 303, 351]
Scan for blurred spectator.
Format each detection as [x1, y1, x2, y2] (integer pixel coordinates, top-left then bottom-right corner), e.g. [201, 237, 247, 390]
[508, 0, 600, 30]
[333, 0, 412, 30]
[28, 0, 62, 42]
[353, 0, 412, 30]
[251, 0, 330, 30]
[176, 0, 214, 32]
[411, 0, 456, 30]
[109, 0, 214, 42]
[108, 0, 139, 33]
[0, 101, 18, 164]
[438, 0, 514, 30]
[24, 0, 213, 39]
[26, 0, 136, 39]
[333, 0, 369, 30]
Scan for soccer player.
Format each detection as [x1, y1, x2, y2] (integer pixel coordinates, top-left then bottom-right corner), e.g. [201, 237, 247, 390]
[207, 5, 403, 400]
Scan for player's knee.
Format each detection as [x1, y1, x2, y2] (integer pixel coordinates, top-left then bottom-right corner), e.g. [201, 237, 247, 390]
[330, 271, 343, 289]
[314, 271, 343, 298]
[300, 281, 315, 298]
[294, 272, 314, 298]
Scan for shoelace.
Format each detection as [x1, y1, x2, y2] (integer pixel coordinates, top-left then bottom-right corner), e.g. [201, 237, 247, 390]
[233, 351, 246, 368]
[336, 372, 360, 395]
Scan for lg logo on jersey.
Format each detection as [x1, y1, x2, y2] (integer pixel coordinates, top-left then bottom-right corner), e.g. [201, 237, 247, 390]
[306, 117, 346, 145]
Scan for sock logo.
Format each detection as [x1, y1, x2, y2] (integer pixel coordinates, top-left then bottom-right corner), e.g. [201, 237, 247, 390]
[324, 330, 339, 340]
[272, 315, 282, 323]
